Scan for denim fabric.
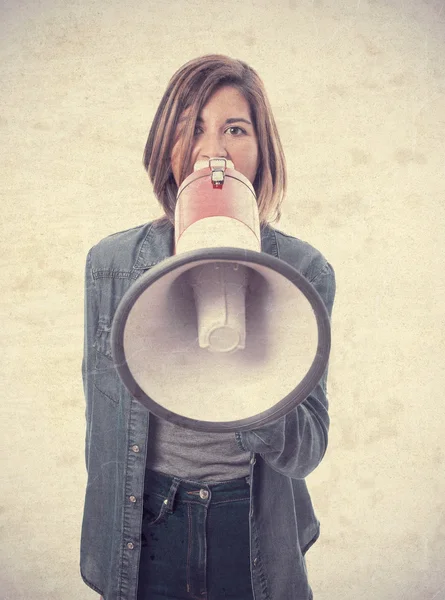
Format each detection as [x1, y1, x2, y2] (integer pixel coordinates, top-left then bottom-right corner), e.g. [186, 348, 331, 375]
[80, 220, 336, 600]
[137, 470, 253, 600]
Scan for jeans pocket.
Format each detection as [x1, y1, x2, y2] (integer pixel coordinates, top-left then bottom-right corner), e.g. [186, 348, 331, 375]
[142, 491, 169, 527]
[140, 491, 171, 548]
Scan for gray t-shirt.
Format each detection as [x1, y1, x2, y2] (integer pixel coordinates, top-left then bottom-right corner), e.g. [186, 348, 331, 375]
[145, 415, 251, 482]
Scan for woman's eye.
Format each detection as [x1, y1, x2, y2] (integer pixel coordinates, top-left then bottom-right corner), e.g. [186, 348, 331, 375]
[226, 126, 245, 135]
[193, 126, 246, 136]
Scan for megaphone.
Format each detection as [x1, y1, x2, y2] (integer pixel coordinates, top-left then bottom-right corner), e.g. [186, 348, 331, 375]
[111, 158, 331, 432]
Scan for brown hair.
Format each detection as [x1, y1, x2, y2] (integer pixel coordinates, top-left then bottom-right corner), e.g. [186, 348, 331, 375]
[143, 54, 287, 225]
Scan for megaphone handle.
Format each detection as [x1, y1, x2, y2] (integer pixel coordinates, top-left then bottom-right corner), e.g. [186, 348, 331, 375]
[187, 263, 248, 353]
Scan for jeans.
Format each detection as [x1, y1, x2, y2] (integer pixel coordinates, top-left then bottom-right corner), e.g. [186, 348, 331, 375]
[137, 469, 254, 600]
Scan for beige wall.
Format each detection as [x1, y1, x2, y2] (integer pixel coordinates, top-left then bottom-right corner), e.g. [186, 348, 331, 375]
[1, 0, 444, 598]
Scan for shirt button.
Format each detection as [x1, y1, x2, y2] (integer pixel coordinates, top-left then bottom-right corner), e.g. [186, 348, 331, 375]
[250, 457, 256, 465]
[131, 445, 140, 453]
[253, 557, 258, 567]
[129, 495, 136, 503]
[199, 489, 209, 500]
[127, 542, 134, 550]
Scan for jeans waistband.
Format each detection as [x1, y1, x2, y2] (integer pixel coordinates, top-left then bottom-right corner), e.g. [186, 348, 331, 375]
[144, 468, 250, 508]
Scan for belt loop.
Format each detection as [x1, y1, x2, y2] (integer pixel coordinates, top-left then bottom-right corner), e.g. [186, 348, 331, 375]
[164, 477, 181, 513]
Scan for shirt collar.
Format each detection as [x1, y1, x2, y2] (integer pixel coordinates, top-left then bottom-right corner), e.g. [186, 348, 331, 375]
[133, 219, 278, 270]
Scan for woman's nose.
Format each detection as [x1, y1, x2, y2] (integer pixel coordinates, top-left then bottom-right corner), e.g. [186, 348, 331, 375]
[197, 132, 228, 160]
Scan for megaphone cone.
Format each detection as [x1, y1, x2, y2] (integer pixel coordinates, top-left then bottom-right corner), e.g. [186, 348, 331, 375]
[110, 158, 331, 432]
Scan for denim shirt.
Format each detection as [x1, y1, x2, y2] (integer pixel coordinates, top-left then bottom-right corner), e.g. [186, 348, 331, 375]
[80, 219, 336, 600]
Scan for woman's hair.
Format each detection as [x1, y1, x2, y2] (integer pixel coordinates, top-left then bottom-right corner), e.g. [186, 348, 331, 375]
[143, 54, 287, 225]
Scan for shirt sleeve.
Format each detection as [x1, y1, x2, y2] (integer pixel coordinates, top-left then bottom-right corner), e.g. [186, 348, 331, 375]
[236, 259, 336, 480]
[81, 248, 97, 473]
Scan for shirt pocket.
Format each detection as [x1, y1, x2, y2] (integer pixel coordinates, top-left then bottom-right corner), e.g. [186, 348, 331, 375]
[93, 321, 120, 405]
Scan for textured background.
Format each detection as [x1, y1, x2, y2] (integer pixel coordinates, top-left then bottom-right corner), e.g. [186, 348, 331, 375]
[1, 0, 444, 599]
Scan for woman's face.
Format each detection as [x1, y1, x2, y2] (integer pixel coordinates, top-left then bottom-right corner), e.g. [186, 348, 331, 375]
[171, 85, 259, 187]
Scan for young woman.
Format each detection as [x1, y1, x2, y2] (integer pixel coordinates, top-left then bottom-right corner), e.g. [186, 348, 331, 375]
[80, 54, 336, 600]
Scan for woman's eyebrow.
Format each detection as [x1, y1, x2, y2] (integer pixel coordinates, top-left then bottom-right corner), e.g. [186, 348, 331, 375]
[224, 117, 252, 125]
[178, 116, 252, 125]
